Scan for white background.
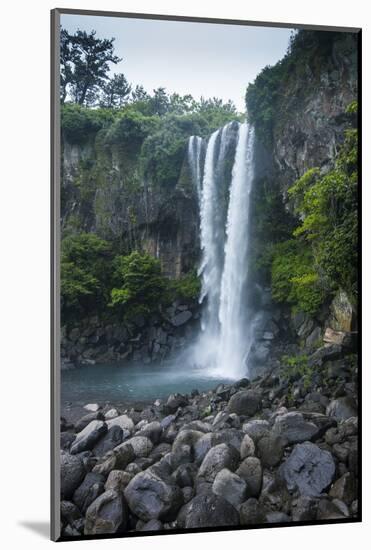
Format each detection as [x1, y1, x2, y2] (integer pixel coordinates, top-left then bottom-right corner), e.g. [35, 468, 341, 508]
[0, 0, 369, 547]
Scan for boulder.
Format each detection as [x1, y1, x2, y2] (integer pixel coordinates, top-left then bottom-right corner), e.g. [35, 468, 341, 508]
[140, 519, 163, 531]
[60, 432, 76, 452]
[242, 419, 270, 442]
[84, 489, 128, 534]
[104, 470, 133, 492]
[235, 457, 262, 498]
[75, 411, 105, 433]
[124, 467, 183, 521]
[329, 473, 356, 505]
[266, 512, 291, 523]
[84, 403, 100, 413]
[273, 412, 320, 444]
[308, 345, 343, 367]
[240, 434, 255, 459]
[93, 426, 124, 456]
[330, 290, 356, 332]
[291, 496, 318, 521]
[178, 494, 239, 528]
[139, 421, 162, 444]
[166, 393, 188, 412]
[104, 408, 119, 420]
[73, 472, 105, 514]
[239, 498, 267, 525]
[279, 442, 335, 497]
[198, 443, 240, 482]
[317, 499, 348, 520]
[227, 389, 262, 416]
[172, 429, 204, 458]
[257, 435, 286, 468]
[212, 468, 247, 508]
[171, 310, 192, 327]
[326, 397, 358, 420]
[106, 414, 134, 433]
[70, 420, 107, 455]
[116, 436, 153, 458]
[323, 327, 349, 346]
[60, 452, 86, 500]
[61, 500, 82, 525]
[173, 463, 198, 488]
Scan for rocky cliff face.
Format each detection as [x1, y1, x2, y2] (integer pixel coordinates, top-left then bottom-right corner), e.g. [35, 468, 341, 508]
[271, 33, 358, 199]
[62, 138, 199, 278]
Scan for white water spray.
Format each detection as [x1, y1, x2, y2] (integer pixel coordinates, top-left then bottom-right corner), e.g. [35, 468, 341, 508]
[218, 123, 255, 378]
[189, 121, 255, 379]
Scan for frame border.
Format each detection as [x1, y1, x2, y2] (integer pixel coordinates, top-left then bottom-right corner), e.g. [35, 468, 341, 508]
[51, 8, 362, 542]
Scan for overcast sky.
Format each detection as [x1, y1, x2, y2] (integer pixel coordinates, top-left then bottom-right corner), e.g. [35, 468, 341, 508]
[61, 14, 295, 111]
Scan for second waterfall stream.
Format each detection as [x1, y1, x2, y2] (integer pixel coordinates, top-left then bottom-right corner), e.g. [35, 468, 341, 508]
[188, 121, 256, 379]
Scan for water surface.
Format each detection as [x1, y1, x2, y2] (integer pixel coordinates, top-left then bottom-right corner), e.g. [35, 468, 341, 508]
[61, 359, 233, 407]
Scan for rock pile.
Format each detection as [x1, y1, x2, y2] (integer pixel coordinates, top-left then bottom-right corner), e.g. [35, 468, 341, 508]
[60, 348, 358, 537]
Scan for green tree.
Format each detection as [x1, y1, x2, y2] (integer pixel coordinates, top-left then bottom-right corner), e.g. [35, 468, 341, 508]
[100, 73, 132, 107]
[60, 29, 122, 105]
[110, 252, 167, 319]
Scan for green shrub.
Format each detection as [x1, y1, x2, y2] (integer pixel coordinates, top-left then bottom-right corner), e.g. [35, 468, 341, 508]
[104, 109, 158, 153]
[61, 233, 112, 312]
[288, 120, 358, 299]
[170, 270, 201, 302]
[110, 251, 167, 319]
[281, 354, 314, 391]
[61, 103, 114, 144]
[271, 240, 324, 314]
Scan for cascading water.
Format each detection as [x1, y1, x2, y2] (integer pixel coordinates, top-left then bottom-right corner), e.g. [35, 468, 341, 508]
[218, 123, 255, 378]
[189, 121, 256, 379]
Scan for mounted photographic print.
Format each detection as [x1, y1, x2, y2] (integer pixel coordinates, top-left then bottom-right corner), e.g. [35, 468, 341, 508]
[51, 8, 361, 541]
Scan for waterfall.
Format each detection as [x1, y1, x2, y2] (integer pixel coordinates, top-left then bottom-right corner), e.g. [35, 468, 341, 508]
[197, 129, 221, 340]
[189, 121, 255, 379]
[218, 123, 255, 378]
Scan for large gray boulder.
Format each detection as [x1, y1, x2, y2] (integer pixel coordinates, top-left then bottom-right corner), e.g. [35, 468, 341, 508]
[104, 470, 133, 492]
[70, 420, 107, 454]
[329, 472, 356, 505]
[75, 411, 105, 433]
[228, 390, 262, 416]
[115, 436, 153, 458]
[239, 498, 267, 525]
[326, 397, 358, 420]
[177, 494, 239, 528]
[272, 412, 320, 444]
[235, 457, 262, 498]
[212, 468, 247, 508]
[93, 425, 124, 456]
[257, 435, 286, 467]
[198, 443, 240, 482]
[84, 490, 128, 535]
[73, 472, 105, 513]
[124, 467, 183, 521]
[60, 451, 86, 500]
[279, 441, 335, 497]
[240, 434, 255, 459]
[138, 421, 162, 444]
[172, 429, 204, 457]
[106, 414, 134, 432]
[242, 419, 270, 442]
